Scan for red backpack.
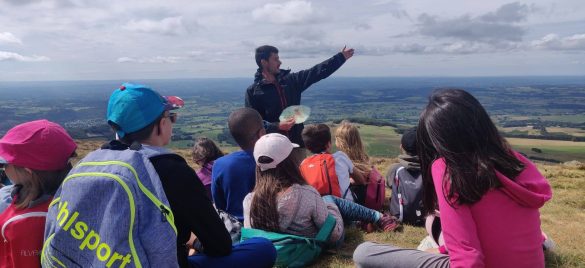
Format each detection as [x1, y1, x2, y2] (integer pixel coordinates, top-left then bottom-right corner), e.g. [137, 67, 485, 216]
[300, 153, 342, 197]
[364, 167, 385, 211]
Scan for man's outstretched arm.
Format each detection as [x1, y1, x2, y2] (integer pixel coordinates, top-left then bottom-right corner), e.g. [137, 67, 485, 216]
[291, 46, 354, 93]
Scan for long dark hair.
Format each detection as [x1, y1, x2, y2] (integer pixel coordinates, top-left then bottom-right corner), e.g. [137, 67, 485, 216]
[417, 89, 524, 213]
[249, 154, 306, 232]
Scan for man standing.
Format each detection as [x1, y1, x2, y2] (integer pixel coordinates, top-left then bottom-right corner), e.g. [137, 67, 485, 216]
[245, 45, 355, 150]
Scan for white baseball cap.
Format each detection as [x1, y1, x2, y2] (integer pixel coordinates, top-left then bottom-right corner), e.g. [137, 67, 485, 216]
[254, 133, 299, 171]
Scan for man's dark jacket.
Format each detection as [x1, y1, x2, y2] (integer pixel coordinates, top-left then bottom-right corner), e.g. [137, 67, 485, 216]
[245, 52, 347, 146]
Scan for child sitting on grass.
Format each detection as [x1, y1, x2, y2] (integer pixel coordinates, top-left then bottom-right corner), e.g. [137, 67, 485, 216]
[0, 120, 77, 268]
[243, 133, 397, 259]
[192, 137, 224, 199]
[354, 89, 552, 268]
[243, 133, 345, 247]
[300, 123, 364, 201]
[300, 124, 397, 232]
[334, 120, 371, 205]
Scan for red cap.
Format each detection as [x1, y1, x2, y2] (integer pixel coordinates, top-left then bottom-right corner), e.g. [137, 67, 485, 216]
[0, 120, 77, 171]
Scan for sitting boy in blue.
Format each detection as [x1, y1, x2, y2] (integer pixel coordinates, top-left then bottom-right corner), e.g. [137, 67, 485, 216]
[212, 108, 266, 221]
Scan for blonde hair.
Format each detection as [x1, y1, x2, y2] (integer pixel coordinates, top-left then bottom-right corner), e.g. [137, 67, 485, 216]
[335, 120, 371, 178]
[335, 120, 369, 163]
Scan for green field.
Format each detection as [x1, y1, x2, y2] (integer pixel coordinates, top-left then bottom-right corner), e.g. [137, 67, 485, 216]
[171, 123, 585, 163]
[507, 137, 585, 162]
[334, 124, 402, 157]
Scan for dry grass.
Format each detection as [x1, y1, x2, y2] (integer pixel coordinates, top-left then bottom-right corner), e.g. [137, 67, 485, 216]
[73, 141, 585, 267]
[309, 161, 585, 268]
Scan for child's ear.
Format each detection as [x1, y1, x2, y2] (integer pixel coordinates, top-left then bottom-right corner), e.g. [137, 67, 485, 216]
[23, 167, 34, 177]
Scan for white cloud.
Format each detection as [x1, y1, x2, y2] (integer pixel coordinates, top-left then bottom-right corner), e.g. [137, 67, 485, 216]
[252, 0, 315, 24]
[117, 56, 183, 63]
[532, 33, 585, 51]
[123, 16, 187, 36]
[416, 3, 530, 44]
[0, 32, 22, 44]
[188, 50, 204, 57]
[1, 0, 584, 79]
[0, 51, 49, 62]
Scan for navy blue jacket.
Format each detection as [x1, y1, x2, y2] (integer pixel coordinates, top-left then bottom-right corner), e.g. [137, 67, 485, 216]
[211, 150, 256, 222]
[245, 52, 347, 146]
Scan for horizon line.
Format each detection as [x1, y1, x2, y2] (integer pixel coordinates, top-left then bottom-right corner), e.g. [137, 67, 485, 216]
[1, 75, 584, 83]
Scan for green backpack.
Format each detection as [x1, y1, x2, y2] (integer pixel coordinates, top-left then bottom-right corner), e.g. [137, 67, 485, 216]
[240, 214, 336, 268]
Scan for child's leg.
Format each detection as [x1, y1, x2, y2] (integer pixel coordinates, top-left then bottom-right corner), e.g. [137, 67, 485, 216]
[187, 237, 276, 268]
[322, 195, 381, 223]
[353, 242, 450, 268]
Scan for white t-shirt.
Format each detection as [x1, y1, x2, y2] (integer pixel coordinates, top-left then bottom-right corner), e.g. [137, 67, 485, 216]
[332, 151, 354, 201]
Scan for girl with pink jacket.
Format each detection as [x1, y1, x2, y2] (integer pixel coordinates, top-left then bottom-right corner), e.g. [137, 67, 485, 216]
[353, 89, 552, 268]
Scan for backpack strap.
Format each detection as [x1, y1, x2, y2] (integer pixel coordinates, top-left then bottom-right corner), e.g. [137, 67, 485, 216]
[342, 187, 350, 199]
[321, 153, 334, 195]
[315, 214, 336, 243]
[395, 166, 405, 222]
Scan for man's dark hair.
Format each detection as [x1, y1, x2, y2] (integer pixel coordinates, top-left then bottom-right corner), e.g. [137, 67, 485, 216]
[255, 45, 278, 68]
[302, 124, 331, 153]
[228, 108, 263, 150]
[109, 113, 164, 145]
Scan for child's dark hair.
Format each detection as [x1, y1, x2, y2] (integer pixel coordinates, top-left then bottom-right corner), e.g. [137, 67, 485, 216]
[417, 89, 524, 213]
[401, 127, 418, 156]
[228, 108, 264, 150]
[302, 124, 331, 154]
[192, 137, 224, 165]
[109, 113, 164, 145]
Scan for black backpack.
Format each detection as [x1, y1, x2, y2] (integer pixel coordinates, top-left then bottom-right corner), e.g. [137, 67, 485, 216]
[388, 164, 424, 226]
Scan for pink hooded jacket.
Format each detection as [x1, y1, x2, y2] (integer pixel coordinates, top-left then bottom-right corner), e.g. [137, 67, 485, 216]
[432, 151, 552, 268]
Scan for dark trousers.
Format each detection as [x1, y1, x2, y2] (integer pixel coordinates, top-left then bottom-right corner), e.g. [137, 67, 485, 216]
[188, 237, 276, 268]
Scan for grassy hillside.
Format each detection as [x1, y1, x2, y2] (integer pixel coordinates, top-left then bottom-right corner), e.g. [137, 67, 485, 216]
[73, 140, 585, 267]
[307, 159, 585, 268]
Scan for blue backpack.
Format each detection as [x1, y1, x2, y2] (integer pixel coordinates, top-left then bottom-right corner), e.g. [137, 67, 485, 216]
[240, 214, 336, 268]
[42, 145, 178, 268]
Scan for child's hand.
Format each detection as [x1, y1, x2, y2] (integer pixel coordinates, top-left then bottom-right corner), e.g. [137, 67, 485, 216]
[186, 232, 198, 256]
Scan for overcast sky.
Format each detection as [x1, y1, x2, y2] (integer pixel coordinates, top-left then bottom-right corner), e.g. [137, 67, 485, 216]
[1, 0, 584, 81]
